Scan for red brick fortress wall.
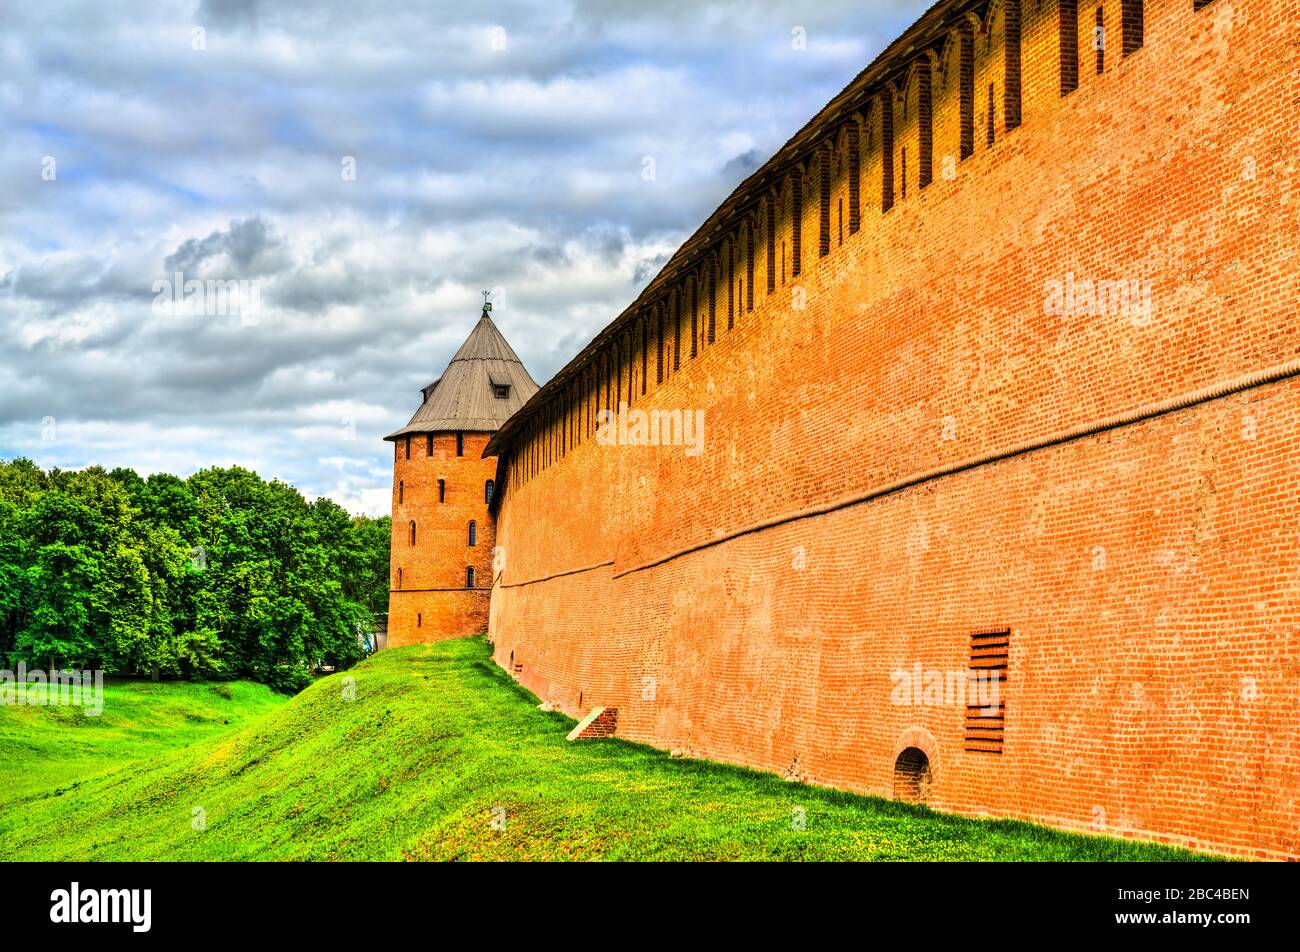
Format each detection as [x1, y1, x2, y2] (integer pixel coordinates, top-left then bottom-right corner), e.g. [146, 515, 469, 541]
[388, 432, 497, 646]
[488, 0, 1300, 858]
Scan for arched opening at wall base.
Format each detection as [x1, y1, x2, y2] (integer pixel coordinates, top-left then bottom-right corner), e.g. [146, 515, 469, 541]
[893, 747, 933, 804]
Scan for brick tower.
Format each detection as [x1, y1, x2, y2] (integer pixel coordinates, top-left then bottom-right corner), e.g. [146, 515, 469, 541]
[383, 301, 538, 647]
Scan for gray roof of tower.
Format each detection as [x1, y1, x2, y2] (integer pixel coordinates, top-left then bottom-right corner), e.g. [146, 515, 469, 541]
[383, 310, 539, 440]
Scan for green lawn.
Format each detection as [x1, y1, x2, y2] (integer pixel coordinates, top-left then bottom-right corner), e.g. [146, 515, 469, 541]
[0, 676, 286, 806]
[0, 638, 1214, 861]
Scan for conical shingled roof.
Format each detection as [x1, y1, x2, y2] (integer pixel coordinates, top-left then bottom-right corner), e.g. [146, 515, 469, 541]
[384, 309, 539, 440]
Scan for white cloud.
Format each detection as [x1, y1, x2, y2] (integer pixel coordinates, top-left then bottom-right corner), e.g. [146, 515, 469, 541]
[0, 0, 929, 513]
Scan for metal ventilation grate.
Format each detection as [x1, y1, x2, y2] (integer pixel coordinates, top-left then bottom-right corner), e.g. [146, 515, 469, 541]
[964, 629, 1009, 753]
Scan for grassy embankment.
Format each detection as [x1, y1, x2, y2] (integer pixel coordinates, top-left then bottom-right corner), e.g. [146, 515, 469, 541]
[0, 638, 1214, 861]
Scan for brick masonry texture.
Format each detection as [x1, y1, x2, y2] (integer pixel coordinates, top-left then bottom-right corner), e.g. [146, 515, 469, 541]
[482, 0, 1299, 858]
[388, 432, 497, 647]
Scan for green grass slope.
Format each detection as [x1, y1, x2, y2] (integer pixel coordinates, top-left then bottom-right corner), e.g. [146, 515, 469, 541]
[0, 677, 286, 806]
[0, 638, 1213, 861]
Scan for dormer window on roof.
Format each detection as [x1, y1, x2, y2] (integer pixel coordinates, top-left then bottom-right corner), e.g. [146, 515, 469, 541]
[493, 383, 511, 399]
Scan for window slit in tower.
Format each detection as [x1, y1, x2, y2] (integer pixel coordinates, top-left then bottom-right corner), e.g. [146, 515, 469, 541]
[1061, 0, 1079, 95]
[1095, 7, 1105, 74]
[1122, 0, 1143, 56]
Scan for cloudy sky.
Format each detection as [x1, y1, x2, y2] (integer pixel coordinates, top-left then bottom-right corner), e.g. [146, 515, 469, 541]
[0, 0, 926, 515]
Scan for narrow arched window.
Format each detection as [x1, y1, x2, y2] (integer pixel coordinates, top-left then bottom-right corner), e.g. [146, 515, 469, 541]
[409, 521, 416, 546]
[397, 567, 402, 589]
[724, 243, 734, 330]
[847, 123, 861, 233]
[672, 293, 682, 371]
[456, 433, 464, 457]
[987, 82, 996, 146]
[706, 262, 716, 343]
[689, 278, 698, 357]
[485, 479, 494, 504]
[417, 613, 422, 628]
[641, 315, 648, 393]
[765, 200, 776, 293]
[404, 435, 411, 460]
[959, 22, 975, 158]
[745, 220, 756, 310]
[1122, 0, 1143, 56]
[438, 479, 445, 502]
[1095, 7, 1105, 74]
[918, 61, 932, 189]
[880, 91, 895, 211]
[791, 175, 802, 276]
[398, 481, 404, 504]
[426, 433, 433, 456]
[1060, 0, 1079, 95]
[818, 148, 831, 256]
[1005, 0, 1022, 131]
[468, 520, 477, 547]
[466, 566, 475, 589]
[735, 257, 743, 318]
[625, 329, 636, 404]
[656, 304, 665, 383]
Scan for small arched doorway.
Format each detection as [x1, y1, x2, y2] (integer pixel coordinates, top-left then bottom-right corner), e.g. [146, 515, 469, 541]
[893, 746, 932, 804]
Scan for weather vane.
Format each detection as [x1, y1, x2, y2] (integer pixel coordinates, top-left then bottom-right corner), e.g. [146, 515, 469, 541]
[482, 289, 492, 313]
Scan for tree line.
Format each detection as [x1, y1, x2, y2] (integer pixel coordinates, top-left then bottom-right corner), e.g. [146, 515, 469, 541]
[0, 458, 390, 691]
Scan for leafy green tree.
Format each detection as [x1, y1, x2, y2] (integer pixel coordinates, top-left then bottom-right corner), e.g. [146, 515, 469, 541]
[0, 499, 27, 661]
[0, 458, 388, 690]
[15, 491, 105, 668]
